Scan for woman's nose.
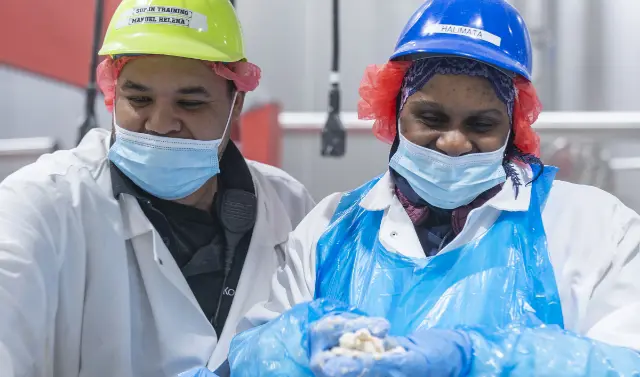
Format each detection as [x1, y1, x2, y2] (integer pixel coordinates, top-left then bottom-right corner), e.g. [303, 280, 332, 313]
[434, 130, 473, 157]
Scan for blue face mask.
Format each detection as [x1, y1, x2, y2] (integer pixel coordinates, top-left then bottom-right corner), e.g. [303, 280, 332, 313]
[389, 132, 508, 209]
[108, 92, 237, 200]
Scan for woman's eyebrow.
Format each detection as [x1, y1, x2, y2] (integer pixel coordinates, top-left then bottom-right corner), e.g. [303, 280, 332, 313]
[410, 99, 445, 111]
[469, 109, 503, 116]
[176, 86, 210, 97]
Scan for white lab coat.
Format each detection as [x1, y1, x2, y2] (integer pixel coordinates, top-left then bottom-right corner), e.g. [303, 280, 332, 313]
[0, 129, 315, 377]
[241, 167, 640, 351]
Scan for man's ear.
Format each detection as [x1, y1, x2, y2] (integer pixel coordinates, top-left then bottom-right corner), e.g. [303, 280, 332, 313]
[232, 91, 245, 122]
[218, 91, 245, 158]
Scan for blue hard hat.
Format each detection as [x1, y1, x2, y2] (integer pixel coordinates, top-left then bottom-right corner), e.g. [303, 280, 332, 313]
[390, 0, 533, 80]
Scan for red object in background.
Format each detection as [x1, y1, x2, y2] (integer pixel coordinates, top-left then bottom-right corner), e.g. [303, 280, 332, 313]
[235, 104, 282, 168]
[0, 0, 120, 87]
[547, 146, 574, 180]
[1, 2, 284, 168]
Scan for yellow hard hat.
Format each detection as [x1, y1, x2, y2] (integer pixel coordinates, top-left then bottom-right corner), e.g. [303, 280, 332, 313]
[99, 0, 245, 62]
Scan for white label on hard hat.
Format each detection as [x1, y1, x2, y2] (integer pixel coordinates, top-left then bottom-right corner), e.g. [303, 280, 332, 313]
[115, 6, 208, 32]
[424, 24, 501, 47]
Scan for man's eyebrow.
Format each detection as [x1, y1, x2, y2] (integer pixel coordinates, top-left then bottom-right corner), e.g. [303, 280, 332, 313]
[121, 81, 211, 97]
[121, 80, 149, 91]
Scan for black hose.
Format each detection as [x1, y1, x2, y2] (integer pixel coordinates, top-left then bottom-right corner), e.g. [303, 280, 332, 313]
[331, 0, 339, 75]
[321, 0, 346, 157]
[76, 0, 105, 146]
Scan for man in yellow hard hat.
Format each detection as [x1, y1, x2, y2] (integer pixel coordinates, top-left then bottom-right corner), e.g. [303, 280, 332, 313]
[0, 1, 315, 376]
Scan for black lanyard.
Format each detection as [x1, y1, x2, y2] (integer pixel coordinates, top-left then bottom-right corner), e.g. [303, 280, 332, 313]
[210, 228, 253, 336]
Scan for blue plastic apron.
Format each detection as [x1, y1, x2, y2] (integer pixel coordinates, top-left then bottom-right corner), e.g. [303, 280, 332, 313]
[314, 166, 564, 335]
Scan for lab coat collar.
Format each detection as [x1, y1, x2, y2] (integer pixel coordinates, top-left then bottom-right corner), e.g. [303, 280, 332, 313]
[360, 163, 533, 213]
[119, 195, 154, 240]
[117, 176, 291, 246]
[85, 130, 153, 241]
[487, 163, 533, 212]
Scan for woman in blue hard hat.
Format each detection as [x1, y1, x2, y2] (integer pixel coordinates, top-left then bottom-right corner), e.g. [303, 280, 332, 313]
[226, 0, 640, 375]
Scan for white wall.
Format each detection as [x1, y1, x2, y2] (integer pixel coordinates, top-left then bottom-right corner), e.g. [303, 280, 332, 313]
[601, 0, 640, 111]
[3, 0, 640, 203]
[236, 0, 426, 112]
[3, 0, 640, 144]
[0, 65, 111, 149]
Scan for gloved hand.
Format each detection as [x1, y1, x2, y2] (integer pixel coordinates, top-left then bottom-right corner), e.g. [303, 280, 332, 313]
[309, 314, 473, 377]
[177, 367, 219, 377]
[228, 299, 369, 377]
[308, 312, 391, 357]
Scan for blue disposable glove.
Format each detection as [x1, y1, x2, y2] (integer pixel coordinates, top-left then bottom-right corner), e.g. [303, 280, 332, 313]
[228, 299, 369, 377]
[309, 314, 473, 377]
[177, 367, 219, 377]
[392, 328, 473, 377]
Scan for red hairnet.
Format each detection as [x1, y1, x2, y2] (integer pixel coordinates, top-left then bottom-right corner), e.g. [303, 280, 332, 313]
[357, 62, 541, 157]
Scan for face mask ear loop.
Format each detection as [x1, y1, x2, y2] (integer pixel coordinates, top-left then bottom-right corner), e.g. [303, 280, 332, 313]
[218, 91, 239, 157]
[502, 130, 512, 155]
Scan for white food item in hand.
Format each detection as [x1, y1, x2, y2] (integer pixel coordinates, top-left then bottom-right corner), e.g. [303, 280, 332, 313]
[329, 328, 406, 358]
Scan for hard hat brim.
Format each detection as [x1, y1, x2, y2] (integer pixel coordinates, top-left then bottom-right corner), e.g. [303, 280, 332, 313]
[98, 32, 244, 62]
[390, 35, 531, 81]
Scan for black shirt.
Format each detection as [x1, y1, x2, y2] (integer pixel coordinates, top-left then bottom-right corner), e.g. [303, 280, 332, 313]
[110, 141, 256, 336]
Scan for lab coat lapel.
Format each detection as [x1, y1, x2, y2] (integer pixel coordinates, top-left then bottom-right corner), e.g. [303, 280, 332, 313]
[359, 173, 425, 258]
[119, 193, 206, 315]
[379, 198, 426, 259]
[129, 231, 217, 367]
[126, 202, 217, 370]
[119, 191, 217, 369]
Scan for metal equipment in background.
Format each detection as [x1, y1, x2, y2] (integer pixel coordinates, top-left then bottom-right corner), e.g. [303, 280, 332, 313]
[76, 0, 105, 146]
[321, 0, 346, 157]
[0, 138, 59, 182]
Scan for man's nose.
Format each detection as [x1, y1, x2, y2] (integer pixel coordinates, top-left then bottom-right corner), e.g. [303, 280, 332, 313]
[145, 105, 181, 135]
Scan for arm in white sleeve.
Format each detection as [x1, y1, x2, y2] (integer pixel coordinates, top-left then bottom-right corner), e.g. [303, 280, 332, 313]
[581, 198, 640, 350]
[452, 325, 640, 376]
[0, 175, 66, 376]
[456, 196, 640, 375]
[236, 193, 342, 332]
